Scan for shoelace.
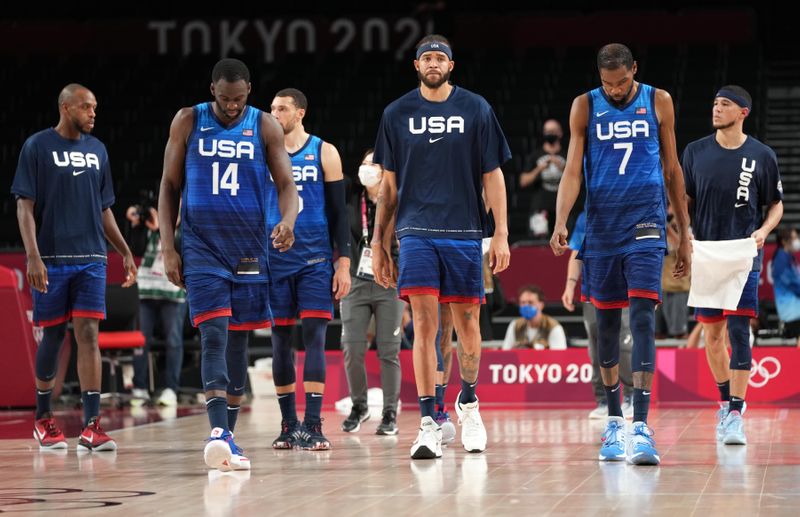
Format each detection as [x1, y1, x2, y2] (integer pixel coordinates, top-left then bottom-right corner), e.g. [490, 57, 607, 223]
[43, 420, 61, 437]
[633, 424, 656, 446]
[601, 423, 622, 445]
[382, 413, 395, 426]
[458, 406, 482, 428]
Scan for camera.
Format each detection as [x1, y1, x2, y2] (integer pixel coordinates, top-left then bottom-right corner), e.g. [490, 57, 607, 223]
[135, 189, 157, 224]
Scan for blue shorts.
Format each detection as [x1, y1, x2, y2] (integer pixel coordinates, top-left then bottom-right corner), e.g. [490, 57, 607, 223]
[398, 236, 484, 304]
[269, 261, 334, 326]
[581, 250, 663, 309]
[33, 263, 106, 327]
[695, 271, 759, 323]
[185, 274, 272, 330]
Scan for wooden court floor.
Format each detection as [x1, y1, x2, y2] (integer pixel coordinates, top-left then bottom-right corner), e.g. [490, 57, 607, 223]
[1, 400, 799, 516]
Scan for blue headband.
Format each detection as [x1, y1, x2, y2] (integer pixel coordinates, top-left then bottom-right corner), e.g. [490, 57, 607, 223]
[716, 88, 751, 111]
[416, 41, 452, 60]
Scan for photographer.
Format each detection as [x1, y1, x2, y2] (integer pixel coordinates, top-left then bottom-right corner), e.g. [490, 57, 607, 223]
[125, 198, 187, 406]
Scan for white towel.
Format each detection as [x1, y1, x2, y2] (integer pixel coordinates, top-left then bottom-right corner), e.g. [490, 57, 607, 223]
[687, 238, 758, 311]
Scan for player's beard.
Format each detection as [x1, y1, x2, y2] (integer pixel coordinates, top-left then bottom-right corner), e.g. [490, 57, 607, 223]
[608, 83, 635, 108]
[713, 120, 736, 130]
[418, 69, 451, 89]
[72, 115, 92, 134]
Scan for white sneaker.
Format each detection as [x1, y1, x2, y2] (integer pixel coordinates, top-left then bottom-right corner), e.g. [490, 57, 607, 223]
[204, 427, 233, 472]
[455, 391, 487, 453]
[589, 402, 608, 419]
[228, 432, 251, 470]
[131, 388, 150, 406]
[410, 416, 442, 459]
[157, 388, 178, 407]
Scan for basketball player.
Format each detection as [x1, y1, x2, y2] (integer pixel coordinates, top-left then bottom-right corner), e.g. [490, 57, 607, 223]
[13, 83, 137, 452]
[266, 88, 351, 451]
[371, 34, 512, 459]
[683, 86, 783, 445]
[550, 43, 691, 465]
[158, 59, 298, 471]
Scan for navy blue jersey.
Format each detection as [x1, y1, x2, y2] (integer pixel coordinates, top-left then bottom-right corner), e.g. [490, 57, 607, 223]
[266, 134, 332, 279]
[582, 83, 667, 257]
[372, 86, 511, 240]
[682, 134, 783, 271]
[11, 128, 114, 265]
[181, 103, 271, 283]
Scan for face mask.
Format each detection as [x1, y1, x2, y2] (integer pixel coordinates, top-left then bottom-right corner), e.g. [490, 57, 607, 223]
[792, 238, 800, 252]
[520, 304, 538, 320]
[543, 133, 559, 145]
[358, 165, 381, 187]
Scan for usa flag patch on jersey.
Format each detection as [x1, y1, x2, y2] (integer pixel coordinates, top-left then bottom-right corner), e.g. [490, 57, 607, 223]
[242, 129, 253, 136]
[304, 154, 315, 160]
[636, 107, 647, 115]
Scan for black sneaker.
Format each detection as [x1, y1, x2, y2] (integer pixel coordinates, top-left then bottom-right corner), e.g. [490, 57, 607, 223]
[272, 420, 302, 449]
[376, 409, 398, 435]
[341, 404, 370, 433]
[298, 420, 331, 450]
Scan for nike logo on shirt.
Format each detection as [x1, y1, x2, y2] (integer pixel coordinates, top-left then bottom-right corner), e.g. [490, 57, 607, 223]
[72, 170, 86, 176]
[200, 126, 215, 132]
[596, 111, 609, 117]
[735, 203, 747, 208]
[428, 137, 444, 143]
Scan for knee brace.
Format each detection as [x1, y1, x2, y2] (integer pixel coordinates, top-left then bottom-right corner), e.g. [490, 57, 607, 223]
[302, 318, 328, 383]
[199, 318, 229, 391]
[596, 308, 622, 369]
[728, 315, 752, 371]
[630, 297, 657, 373]
[35, 323, 68, 381]
[271, 326, 296, 387]
[226, 330, 249, 396]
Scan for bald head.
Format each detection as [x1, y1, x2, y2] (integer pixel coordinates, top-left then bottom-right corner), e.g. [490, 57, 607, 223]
[56, 83, 97, 135]
[58, 83, 92, 107]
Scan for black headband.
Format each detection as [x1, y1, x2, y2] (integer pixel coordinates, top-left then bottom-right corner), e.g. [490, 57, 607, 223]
[716, 88, 751, 111]
[416, 41, 452, 60]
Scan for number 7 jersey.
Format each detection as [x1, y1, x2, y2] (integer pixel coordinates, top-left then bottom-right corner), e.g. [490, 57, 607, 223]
[181, 102, 271, 283]
[582, 83, 666, 257]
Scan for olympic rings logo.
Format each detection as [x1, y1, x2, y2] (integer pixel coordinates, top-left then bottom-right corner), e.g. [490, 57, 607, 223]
[748, 356, 781, 388]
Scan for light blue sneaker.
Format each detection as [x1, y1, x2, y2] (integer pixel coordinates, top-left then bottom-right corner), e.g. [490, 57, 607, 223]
[627, 421, 660, 465]
[598, 416, 627, 461]
[716, 401, 747, 442]
[721, 410, 747, 445]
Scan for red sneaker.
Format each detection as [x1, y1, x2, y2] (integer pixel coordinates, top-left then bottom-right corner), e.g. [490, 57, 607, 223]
[78, 417, 117, 451]
[33, 416, 68, 449]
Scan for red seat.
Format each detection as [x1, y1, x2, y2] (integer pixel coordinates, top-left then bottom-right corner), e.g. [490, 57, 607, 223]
[98, 330, 145, 350]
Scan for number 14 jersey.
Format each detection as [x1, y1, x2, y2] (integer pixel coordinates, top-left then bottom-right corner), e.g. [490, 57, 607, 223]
[181, 102, 270, 283]
[582, 83, 666, 257]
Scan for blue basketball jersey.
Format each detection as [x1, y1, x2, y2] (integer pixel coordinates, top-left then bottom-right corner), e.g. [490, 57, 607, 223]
[11, 128, 115, 265]
[181, 103, 270, 283]
[373, 86, 511, 240]
[582, 83, 666, 257]
[266, 134, 332, 279]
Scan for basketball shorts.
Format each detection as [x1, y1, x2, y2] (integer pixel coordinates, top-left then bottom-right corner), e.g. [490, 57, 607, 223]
[33, 262, 106, 327]
[185, 274, 272, 330]
[269, 260, 334, 325]
[398, 236, 485, 304]
[581, 250, 663, 309]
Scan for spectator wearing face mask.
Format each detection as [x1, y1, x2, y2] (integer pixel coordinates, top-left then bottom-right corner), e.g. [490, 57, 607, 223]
[340, 148, 404, 435]
[771, 226, 800, 347]
[501, 285, 567, 350]
[520, 119, 567, 238]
